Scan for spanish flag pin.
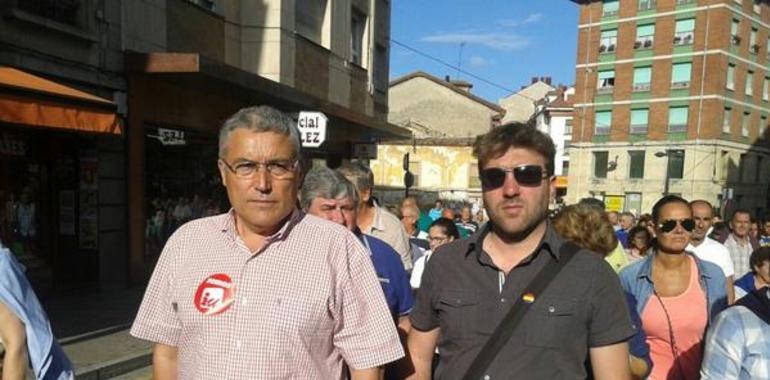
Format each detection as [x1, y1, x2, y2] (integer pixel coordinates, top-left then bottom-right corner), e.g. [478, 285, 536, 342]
[522, 292, 536, 303]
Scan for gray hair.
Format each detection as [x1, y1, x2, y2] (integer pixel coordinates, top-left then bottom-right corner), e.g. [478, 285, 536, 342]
[336, 161, 374, 193]
[218, 105, 301, 158]
[300, 166, 359, 211]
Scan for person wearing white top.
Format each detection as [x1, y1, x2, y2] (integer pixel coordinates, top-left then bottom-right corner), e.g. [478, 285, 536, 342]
[410, 218, 459, 289]
[688, 200, 736, 304]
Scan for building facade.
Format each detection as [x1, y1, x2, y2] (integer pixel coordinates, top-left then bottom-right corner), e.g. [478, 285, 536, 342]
[533, 86, 576, 200]
[569, 0, 770, 217]
[1, 0, 406, 289]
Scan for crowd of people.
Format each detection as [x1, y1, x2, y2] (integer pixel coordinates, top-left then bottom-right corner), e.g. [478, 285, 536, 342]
[2, 104, 768, 379]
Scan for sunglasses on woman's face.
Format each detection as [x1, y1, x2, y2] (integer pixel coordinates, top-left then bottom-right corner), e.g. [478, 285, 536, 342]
[480, 165, 549, 190]
[657, 218, 696, 233]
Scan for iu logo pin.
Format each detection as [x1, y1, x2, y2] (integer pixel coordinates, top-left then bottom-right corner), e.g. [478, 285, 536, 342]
[521, 292, 536, 304]
[194, 273, 235, 316]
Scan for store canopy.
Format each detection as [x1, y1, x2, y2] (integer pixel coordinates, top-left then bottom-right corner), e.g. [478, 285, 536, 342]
[0, 66, 121, 134]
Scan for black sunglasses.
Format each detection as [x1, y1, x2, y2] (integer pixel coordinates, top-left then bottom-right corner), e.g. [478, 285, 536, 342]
[480, 165, 549, 190]
[657, 218, 696, 233]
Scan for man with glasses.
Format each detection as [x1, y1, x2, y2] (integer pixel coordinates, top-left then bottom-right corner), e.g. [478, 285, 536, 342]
[407, 123, 634, 380]
[687, 200, 736, 304]
[131, 106, 403, 380]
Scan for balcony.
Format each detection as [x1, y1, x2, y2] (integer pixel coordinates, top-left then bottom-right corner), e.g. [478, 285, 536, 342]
[671, 81, 691, 89]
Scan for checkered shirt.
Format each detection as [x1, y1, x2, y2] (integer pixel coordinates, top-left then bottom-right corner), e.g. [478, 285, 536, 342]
[131, 210, 404, 379]
[701, 303, 770, 380]
[724, 234, 754, 278]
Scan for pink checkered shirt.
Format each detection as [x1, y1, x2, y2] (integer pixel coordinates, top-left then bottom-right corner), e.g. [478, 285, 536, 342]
[130, 209, 404, 379]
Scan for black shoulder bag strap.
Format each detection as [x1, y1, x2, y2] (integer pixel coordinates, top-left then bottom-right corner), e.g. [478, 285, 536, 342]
[462, 241, 581, 380]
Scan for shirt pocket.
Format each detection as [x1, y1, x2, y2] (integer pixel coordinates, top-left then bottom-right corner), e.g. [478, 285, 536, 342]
[525, 295, 578, 348]
[437, 289, 480, 339]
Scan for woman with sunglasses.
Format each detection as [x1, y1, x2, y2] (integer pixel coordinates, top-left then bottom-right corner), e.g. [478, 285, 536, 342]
[619, 195, 728, 380]
[410, 218, 460, 290]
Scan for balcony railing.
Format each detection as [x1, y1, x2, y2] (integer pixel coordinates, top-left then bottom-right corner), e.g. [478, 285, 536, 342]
[633, 83, 651, 92]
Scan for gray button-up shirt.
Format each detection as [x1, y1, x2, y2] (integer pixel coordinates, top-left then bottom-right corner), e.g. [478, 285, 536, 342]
[410, 223, 634, 379]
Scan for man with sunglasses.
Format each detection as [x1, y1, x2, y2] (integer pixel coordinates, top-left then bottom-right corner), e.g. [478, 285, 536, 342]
[131, 106, 403, 379]
[407, 123, 634, 380]
[619, 195, 728, 380]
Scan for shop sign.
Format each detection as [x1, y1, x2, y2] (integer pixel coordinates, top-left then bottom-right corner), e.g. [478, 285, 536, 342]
[297, 111, 327, 148]
[352, 143, 377, 159]
[0, 137, 26, 156]
[157, 128, 186, 146]
[604, 195, 624, 212]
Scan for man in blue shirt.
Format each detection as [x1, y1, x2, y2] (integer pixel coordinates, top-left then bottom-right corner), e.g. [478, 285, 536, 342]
[0, 242, 73, 380]
[300, 166, 414, 323]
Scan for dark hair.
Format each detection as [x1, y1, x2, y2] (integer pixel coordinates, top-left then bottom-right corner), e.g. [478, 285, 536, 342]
[628, 226, 651, 246]
[731, 208, 752, 221]
[750, 247, 770, 274]
[429, 217, 460, 240]
[651, 195, 690, 223]
[709, 222, 731, 242]
[472, 122, 556, 175]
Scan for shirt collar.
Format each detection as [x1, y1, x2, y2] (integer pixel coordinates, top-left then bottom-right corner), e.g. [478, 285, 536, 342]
[220, 208, 304, 243]
[370, 206, 386, 232]
[464, 220, 560, 264]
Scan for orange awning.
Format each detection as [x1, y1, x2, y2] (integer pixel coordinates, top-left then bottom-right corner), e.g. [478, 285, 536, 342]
[0, 66, 121, 134]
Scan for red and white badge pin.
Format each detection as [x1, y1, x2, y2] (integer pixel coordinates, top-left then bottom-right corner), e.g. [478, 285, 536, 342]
[194, 273, 235, 316]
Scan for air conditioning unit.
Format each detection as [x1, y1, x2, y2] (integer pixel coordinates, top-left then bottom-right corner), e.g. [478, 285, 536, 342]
[643, 39, 652, 48]
[634, 41, 642, 49]
[751, 44, 760, 53]
[732, 35, 741, 45]
[673, 36, 682, 44]
[683, 34, 693, 44]
[599, 44, 607, 53]
[608, 44, 617, 52]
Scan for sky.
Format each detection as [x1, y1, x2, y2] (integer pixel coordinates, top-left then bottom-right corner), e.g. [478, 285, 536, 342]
[390, 0, 580, 103]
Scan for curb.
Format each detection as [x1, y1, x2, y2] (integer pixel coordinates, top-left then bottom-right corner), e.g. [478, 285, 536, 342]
[75, 350, 152, 380]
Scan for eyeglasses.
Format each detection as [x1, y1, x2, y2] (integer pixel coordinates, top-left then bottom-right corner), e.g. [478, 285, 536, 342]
[220, 159, 298, 179]
[657, 218, 696, 233]
[428, 235, 449, 243]
[480, 165, 549, 190]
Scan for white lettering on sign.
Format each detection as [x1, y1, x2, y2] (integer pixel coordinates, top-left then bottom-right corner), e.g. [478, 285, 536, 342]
[297, 111, 328, 148]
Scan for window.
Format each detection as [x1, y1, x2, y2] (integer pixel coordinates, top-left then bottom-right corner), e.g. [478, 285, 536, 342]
[600, 29, 617, 53]
[723, 107, 732, 133]
[668, 150, 685, 179]
[635, 24, 655, 49]
[594, 151, 609, 178]
[638, 0, 656, 11]
[562, 161, 570, 175]
[674, 19, 695, 45]
[743, 112, 751, 137]
[563, 138, 572, 156]
[750, 28, 759, 53]
[631, 109, 649, 134]
[18, 0, 82, 27]
[764, 77, 769, 101]
[373, 43, 388, 92]
[740, 154, 748, 182]
[468, 164, 481, 189]
[351, 8, 366, 66]
[747, 71, 754, 96]
[597, 70, 615, 92]
[754, 1, 761, 14]
[565, 118, 573, 135]
[668, 106, 689, 132]
[757, 155, 764, 183]
[595, 111, 612, 135]
[629, 151, 645, 179]
[762, 115, 769, 137]
[603, 0, 619, 17]
[731, 19, 741, 45]
[671, 62, 692, 88]
[296, 0, 328, 45]
[727, 64, 736, 90]
[409, 161, 421, 187]
[633, 66, 652, 91]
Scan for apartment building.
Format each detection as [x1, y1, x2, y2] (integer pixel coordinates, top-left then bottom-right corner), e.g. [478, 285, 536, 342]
[569, 0, 770, 217]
